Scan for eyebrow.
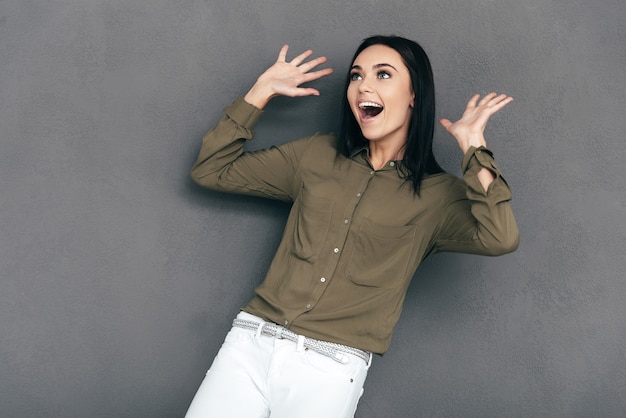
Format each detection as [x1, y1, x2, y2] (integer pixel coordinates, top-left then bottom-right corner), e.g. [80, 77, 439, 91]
[350, 63, 398, 71]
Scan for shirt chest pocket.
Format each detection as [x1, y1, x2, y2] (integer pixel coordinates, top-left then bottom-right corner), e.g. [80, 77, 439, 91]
[346, 219, 417, 289]
[291, 189, 335, 262]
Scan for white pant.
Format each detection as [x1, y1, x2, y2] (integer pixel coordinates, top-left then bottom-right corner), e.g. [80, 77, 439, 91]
[185, 312, 371, 418]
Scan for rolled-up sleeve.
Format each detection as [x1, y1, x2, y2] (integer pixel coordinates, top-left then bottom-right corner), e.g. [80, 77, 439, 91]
[191, 97, 304, 202]
[435, 146, 519, 256]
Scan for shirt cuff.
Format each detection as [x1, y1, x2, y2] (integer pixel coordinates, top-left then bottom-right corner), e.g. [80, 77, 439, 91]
[461, 146, 502, 178]
[224, 97, 264, 130]
[462, 146, 512, 200]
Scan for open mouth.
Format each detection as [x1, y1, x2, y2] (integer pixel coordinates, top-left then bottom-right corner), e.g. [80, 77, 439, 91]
[358, 101, 383, 119]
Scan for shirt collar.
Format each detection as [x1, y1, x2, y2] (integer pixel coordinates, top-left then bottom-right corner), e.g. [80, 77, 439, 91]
[349, 144, 368, 158]
[350, 146, 404, 173]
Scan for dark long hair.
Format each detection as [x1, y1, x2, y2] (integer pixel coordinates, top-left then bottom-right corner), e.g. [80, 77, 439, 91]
[338, 35, 444, 194]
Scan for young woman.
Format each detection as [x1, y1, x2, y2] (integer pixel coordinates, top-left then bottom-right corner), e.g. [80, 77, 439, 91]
[185, 35, 519, 418]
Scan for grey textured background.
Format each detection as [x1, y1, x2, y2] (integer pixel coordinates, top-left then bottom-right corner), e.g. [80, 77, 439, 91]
[1, 0, 625, 417]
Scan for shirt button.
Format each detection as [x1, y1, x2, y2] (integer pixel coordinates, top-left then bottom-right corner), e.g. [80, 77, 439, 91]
[370, 170, 375, 175]
[333, 248, 340, 253]
[320, 277, 326, 283]
[390, 161, 395, 167]
[284, 320, 289, 325]
[476, 149, 482, 154]
[344, 219, 349, 224]
[356, 192, 362, 198]
[306, 304, 312, 309]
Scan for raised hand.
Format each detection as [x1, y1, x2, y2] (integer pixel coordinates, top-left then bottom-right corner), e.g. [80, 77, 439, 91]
[244, 45, 334, 109]
[439, 93, 513, 154]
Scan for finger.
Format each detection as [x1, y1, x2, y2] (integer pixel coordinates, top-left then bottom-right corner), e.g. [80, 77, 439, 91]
[298, 56, 329, 74]
[291, 87, 321, 97]
[478, 92, 498, 107]
[439, 118, 452, 130]
[478, 94, 512, 112]
[289, 49, 314, 66]
[488, 95, 514, 112]
[492, 94, 513, 106]
[299, 67, 334, 83]
[277, 45, 289, 62]
[466, 93, 481, 109]
[485, 93, 509, 105]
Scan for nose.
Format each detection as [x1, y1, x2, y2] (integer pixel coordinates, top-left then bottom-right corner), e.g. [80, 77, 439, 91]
[358, 77, 373, 93]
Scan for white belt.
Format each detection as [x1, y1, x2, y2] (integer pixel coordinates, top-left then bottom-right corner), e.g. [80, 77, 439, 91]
[232, 318, 371, 365]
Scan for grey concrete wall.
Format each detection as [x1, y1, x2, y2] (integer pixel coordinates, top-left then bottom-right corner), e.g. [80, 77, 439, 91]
[1, 0, 624, 416]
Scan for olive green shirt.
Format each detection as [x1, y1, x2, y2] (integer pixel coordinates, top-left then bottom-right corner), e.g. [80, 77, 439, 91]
[191, 97, 519, 354]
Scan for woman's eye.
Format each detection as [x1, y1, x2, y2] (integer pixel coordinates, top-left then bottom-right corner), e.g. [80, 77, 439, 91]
[350, 73, 362, 81]
[377, 71, 391, 79]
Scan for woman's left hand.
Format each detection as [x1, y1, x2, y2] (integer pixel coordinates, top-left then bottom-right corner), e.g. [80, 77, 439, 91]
[439, 93, 513, 154]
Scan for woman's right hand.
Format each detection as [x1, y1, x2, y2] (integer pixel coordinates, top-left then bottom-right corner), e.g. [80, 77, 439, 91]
[244, 45, 333, 109]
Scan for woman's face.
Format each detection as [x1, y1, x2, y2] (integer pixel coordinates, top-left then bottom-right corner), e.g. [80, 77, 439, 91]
[347, 44, 414, 149]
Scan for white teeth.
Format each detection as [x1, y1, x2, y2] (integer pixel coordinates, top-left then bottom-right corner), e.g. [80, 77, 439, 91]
[359, 102, 383, 108]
